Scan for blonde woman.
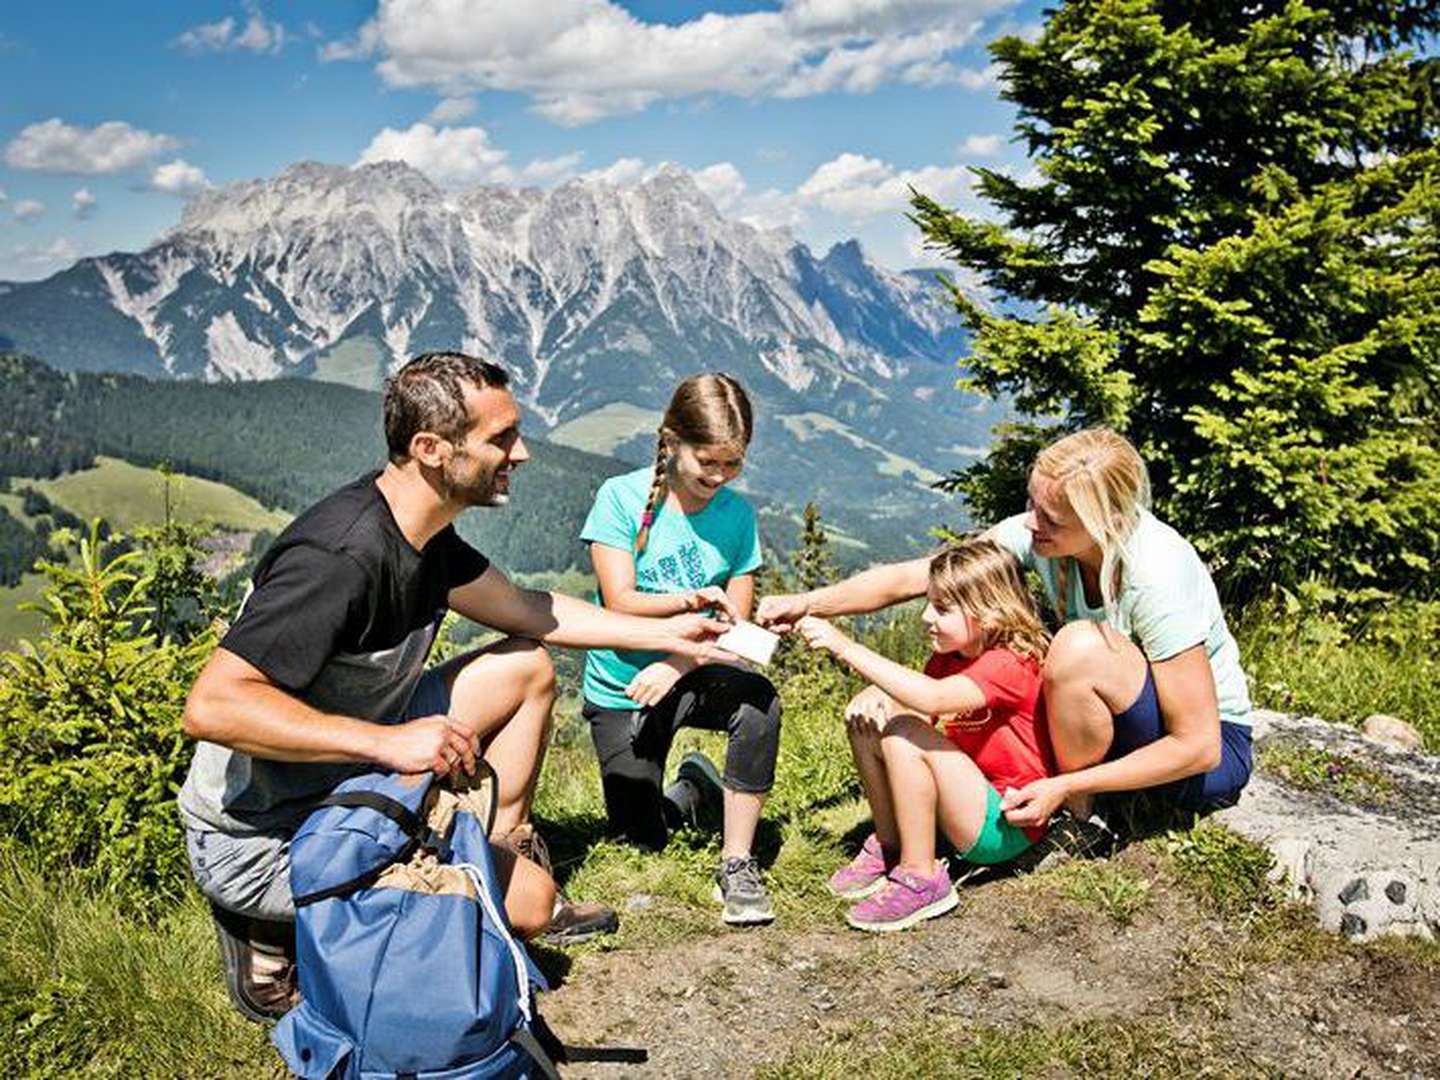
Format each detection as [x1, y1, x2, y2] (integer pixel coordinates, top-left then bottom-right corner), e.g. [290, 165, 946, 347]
[759, 427, 1253, 835]
[796, 539, 1053, 931]
[580, 373, 780, 925]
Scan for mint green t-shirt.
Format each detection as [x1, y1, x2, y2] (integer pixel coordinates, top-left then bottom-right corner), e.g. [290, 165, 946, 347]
[580, 467, 763, 710]
[990, 509, 1252, 729]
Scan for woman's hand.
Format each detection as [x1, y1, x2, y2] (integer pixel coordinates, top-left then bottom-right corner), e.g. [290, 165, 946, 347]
[756, 592, 811, 632]
[687, 585, 740, 622]
[797, 614, 850, 656]
[625, 660, 684, 708]
[1000, 775, 1072, 830]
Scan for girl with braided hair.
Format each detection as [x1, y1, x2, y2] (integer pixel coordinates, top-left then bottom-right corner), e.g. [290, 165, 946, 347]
[579, 373, 781, 925]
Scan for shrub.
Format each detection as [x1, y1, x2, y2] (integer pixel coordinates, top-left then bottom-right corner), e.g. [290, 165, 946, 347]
[0, 523, 213, 916]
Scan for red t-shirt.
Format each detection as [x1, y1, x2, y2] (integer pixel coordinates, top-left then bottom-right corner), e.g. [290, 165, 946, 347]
[925, 648, 1054, 839]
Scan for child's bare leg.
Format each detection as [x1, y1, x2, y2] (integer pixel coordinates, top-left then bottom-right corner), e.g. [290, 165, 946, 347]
[881, 717, 990, 871]
[845, 687, 900, 850]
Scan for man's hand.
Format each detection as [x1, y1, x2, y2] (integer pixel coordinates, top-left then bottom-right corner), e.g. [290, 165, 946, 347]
[658, 612, 730, 661]
[797, 614, 850, 656]
[687, 585, 740, 622]
[1000, 775, 1072, 830]
[372, 715, 479, 778]
[626, 661, 684, 708]
[756, 592, 810, 632]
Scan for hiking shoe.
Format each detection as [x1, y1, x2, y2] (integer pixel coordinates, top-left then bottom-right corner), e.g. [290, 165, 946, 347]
[538, 895, 620, 947]
[827, 833, 894, 900]
[664, 751, 724, 831]
[845, 863, 957, 932]
[1009, 810, 1119, 875]
[208, 902, 300, 1023]
[712, 856, 775, 925]
[500, 822, 553, 876]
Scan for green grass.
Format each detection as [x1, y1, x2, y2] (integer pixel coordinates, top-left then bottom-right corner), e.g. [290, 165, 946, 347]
[548, 402, 664, 457]
[1028, 858, 1154, 926]
[758, 1016, 1281, 1079]
[0, 852, 275, 1078]
[1258, 737, 1395, 805]
[1158, 820, 1280, 923]
[1237, 600, 1440, 751]
[311, 336, 387, 391]
[26, 457, 291, 534]
[0, 570, 48, 647]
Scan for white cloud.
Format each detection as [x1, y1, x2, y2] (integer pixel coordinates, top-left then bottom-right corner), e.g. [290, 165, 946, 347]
[176, 5, 286, 54]
[323, 0, 1016, 125]
[150, 159, 212, 195]
[4, 119, 181, 175]
[10, 237, 77, 272]
[581, 158, 651, 187]
[72, 188, 97, 218]
[959, 134, 1004, 156]
[426, 96, 478, 124]
[797, 151, 971, 219]
[510, 153, 584, 185]
[0, 189, 7, 203]
[13, 199, 45, 222]
[692, 163, 747, 213]
[357, 123, 508, 188]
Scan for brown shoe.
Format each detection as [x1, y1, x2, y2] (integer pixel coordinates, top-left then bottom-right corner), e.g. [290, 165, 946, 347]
[498, 822, 553, 876]
[209, 902, 300, 1023]
[539, 896, 620, 947]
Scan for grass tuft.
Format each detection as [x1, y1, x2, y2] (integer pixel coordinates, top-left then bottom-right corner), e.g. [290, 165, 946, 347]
[1159, 820, 1280, 922]
[1029, 858, 1154, 926]
[1257, 737, 1394, 805]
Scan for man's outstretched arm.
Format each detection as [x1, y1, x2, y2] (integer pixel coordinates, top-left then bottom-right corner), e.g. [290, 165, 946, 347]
[183, 648, 478, 775]
[448, 565, 725, 657]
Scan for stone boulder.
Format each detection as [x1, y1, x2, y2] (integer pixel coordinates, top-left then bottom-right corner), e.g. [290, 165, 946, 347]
[1215, 709, 1440, 942]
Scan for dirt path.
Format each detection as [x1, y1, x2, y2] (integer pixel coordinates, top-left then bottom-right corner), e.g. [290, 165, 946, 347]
[540, 849, 1439, 1078]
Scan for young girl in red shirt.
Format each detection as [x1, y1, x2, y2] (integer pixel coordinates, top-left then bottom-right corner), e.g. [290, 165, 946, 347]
[797, 538, 1052, 931]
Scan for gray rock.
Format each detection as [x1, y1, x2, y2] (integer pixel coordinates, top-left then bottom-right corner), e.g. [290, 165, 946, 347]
[1362, 714, 1424, 752]
[1216, 710, 1440, 942]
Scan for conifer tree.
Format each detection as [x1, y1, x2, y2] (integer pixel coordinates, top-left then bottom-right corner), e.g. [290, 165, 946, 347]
[914, 0, 1440, 600]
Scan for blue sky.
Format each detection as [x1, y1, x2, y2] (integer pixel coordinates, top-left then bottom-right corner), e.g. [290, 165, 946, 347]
[0, 1, 1043, 281]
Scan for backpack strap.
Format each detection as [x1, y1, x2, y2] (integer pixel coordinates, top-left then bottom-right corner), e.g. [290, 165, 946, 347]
[515, 1012, 648, 1074]
[292, 790, 443, 907]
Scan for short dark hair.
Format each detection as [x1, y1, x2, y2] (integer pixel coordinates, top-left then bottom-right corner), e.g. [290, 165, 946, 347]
[383, 352, 510, 463]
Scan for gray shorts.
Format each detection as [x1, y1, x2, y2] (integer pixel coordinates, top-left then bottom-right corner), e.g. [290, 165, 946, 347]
[184, 666, 452, 922]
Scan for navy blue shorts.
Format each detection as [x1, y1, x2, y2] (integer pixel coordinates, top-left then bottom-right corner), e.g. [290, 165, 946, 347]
[1107, 667, 1252, 809]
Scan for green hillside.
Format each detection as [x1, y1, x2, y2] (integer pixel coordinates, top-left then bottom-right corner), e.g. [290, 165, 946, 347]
[28, 458, 291, 535]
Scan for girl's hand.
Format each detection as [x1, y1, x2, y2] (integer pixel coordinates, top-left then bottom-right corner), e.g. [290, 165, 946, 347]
[756, 592, 810, 632]
[844, 685, 891, 737]
[687, 585, 740, 622]
[797, 615, 849, 655]
[1000, 775, 1072, 830]
[625, 661, 684, 708]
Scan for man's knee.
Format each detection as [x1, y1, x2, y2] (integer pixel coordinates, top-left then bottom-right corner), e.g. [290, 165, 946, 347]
[452, 637, 555, 698]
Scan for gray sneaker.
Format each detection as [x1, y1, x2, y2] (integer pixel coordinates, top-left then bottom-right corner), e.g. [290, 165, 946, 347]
[712, 856, 775, 925]
[663, 751, 724, 831]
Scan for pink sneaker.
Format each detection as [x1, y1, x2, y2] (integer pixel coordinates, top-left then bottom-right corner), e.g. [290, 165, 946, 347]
[827, 833, 894, 899]
[845, 863, 957, 932]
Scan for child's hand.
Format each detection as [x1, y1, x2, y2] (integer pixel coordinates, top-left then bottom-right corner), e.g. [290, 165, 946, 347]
[797, 615, 849, 655]
[625, 661, 684, 707]
[844, 685, 891, 736]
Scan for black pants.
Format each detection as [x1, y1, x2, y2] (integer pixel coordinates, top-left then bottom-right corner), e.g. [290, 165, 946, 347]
[583, 662, 782, 850]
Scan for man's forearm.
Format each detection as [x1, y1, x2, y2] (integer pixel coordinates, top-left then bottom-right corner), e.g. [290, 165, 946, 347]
[185, 678, 382, 764]
[517, 588, 678, 651]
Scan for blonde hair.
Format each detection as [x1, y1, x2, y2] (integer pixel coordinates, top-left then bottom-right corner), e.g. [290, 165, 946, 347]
[1031, 427, 1150, 626]
[635, 373, 754, 554]
[929, 539, 1050, 662]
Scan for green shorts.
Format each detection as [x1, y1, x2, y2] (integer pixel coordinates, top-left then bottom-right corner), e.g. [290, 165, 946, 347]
[960, 786, 1036, 866]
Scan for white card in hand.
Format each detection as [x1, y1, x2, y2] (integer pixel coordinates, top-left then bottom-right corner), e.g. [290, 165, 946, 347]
[715, 620, 780, 667]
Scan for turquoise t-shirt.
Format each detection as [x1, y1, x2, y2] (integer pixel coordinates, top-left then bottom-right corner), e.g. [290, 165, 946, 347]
[990, 510, 1252, 729]
[580, 467, 763, 709]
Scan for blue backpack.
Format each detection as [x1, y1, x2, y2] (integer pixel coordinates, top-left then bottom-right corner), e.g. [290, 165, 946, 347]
[271, 766, 642, 1079]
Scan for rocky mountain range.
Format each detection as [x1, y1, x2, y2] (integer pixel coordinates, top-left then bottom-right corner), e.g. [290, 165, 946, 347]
[0, 161, 994, 539]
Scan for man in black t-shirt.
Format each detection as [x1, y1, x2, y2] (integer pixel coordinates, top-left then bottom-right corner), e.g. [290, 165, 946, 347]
[178, 352, 724, 1020]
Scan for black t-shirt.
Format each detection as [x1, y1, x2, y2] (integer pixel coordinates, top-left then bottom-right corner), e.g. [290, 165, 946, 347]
[222, 471, 490, 693]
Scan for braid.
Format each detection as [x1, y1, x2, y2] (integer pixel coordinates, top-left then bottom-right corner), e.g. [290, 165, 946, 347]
[634, 434, 670, 555]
